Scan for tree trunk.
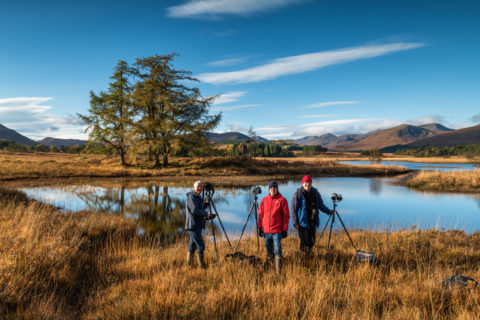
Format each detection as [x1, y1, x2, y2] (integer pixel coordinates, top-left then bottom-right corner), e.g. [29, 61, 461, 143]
[120, 150, 127, 166]
[154, 153, 161, 167]
[162, 153, 168, 167]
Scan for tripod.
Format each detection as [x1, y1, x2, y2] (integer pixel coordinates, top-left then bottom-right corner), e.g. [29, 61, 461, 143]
[203, 187, 232, 264]
[233, 190, 260, 253]
[318, 199, 357, 253]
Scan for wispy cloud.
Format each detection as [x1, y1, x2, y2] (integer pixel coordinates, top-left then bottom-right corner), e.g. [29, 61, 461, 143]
[407, 115, 445, 126]
[211, 104, 260, 112]
[167, 0, 307, 19]
[211, 91, 247, 105]
[470, 113, 480, 123]
[0, 97, 87, 140]
[301, 101, 358, 109]
[198, 42, 425, 84]
[207, 57, 246, 67]
[297, 114, 337, 119]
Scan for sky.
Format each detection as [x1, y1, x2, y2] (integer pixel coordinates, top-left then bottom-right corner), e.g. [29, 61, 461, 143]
[0, 0, 479, 140]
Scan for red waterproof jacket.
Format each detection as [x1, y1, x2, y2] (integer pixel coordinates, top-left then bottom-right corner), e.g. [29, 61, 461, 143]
[257, 192, 290, 234]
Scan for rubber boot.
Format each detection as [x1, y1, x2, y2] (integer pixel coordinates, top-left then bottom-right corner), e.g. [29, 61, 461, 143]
[305, 247, 312, 260]
[186, 251, 194, 267]
[196, 252, 207, 269]
[275, 256, 282, 275]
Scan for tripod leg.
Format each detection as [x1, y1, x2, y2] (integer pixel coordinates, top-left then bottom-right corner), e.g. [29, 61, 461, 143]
[318, 213, 332, 240]
[327, 214, 335, 252]
[209, 205, 219, 264]
[335, 211, 358, 252]
[210, 200, 233, 249]
[233, 202, 255, 253]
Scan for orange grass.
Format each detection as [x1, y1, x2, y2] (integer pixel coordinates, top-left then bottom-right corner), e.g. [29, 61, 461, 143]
[406, 170, 480, 193]
[0, 151, 409, 183]
[2, 188, 480, 319]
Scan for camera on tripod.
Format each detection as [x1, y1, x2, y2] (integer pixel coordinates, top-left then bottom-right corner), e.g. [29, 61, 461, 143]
[252, 186, 261, 195]
[204, 182, 214, 193]
[331, 193, 343, 202]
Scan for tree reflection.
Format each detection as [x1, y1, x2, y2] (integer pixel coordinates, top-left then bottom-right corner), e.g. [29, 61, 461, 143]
[75, 185, 186, 240]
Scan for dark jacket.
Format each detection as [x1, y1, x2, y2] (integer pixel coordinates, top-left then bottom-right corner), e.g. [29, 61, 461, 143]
[291, 187, 330, 228]
[185, 191, 208, 231]
[257, 192, 290, 233]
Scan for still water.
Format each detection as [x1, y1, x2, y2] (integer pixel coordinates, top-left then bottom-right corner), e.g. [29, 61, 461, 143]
[340, 160, 478, 171]
[20, 176, 480, 237]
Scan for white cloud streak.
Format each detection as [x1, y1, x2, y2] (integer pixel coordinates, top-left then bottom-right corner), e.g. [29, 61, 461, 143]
[207, 58, 246, 67]
[296, 114, 337, 119]
[301, 101, 358, 109]
[211, 104, 260, 112]
[198, 42, 425, 84]
[0, 97, 87, 140]
[167, 0, 307, 18]
[211, 91, 247, 105]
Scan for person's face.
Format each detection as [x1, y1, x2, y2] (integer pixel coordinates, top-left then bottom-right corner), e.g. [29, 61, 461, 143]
[269, 186, 278, 196]
[194, 183, 203, 195]
[302, 181, 312, 192]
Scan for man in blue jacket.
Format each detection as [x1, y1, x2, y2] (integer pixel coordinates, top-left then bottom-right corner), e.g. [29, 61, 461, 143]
[185, 181, 215, 268]
[291, 175, 333, 258]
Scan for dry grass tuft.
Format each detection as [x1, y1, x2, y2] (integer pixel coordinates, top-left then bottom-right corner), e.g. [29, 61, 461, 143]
[407, 170, 480, 193]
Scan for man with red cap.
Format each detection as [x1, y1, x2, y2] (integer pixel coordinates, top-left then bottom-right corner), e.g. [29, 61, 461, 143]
[291, 175, 333, 258]
[257, 180, 290, 275]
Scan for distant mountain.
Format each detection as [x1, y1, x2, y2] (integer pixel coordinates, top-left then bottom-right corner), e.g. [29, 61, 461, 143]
[325, 133, 371, 150]
[333, 124, 440, 151]
[406, 124, 480, 147]
[291, 134, 337, 146]
[37, 137, 88, 147]
[0, 124, 37, 146]
[207, 132, 268, 144]
[418, 123, 453, 132]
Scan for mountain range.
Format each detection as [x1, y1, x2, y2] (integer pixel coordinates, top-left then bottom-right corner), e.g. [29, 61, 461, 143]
[1, 122, 479, 151]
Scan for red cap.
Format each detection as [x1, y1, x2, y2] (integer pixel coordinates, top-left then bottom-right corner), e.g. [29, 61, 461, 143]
[302, 175, 312, 184]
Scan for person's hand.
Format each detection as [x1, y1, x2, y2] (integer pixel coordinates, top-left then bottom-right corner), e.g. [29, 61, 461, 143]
[329, 209, 334, 215]
[294, 224, 299, 230]
[281, 231, 287, 238]
[258, 228, 264, 237]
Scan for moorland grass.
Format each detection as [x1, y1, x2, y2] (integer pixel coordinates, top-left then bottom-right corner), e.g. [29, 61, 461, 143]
[1, 188, 480, 319]
[406, 170, 480, 193]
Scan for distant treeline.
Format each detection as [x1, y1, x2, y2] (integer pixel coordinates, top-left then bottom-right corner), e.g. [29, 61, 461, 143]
[395, 145, 480, 158]
[0, 140, 105, 154]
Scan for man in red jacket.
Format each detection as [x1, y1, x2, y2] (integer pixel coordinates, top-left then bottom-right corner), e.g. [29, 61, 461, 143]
[257, 180, 290, 275]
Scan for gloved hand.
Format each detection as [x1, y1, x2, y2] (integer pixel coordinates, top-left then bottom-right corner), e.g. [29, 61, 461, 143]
[258, 227, 264, 237]
[206, 213, 216, 220]
[281, 231, 287, 238]
[329, 209, 335, 215]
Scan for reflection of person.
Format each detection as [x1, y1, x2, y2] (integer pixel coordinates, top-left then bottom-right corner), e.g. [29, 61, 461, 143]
[185, 181, 215, 268]
[257, 180, 290, 275]
[291, 175, 333, 259]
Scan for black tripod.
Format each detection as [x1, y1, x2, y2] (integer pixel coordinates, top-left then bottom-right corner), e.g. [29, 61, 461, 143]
[203, 185, 232, 264]
[233, 188, 261, 253]
[318, 196, 357, 254]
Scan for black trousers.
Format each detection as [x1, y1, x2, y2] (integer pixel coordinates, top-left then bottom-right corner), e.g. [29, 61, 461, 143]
[298, 224, 316, 251]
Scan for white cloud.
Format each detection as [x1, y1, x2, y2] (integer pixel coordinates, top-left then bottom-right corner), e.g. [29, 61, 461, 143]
[471, 113, 480, 123]
[207, 58, 246, 67]
[211, 104, 260, 112]
[0, 97, 87, 140]
[226, 123, 248, 133]
[301, 101, 358, 109]
[211, 91, 247, 105]
[198, 42, 425, 84]
[407, 115, 445, 126]
[296, 114, 337, 119]
[167, 0, 307, 18]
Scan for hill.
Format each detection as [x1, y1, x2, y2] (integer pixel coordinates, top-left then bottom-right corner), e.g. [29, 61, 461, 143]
[207, 132, 268, 144]
[291, 133, 337, 146]
[406, 124, 480, 147]
[419, 123, 453, 132]
[333, 124, 439, 151]
[37, 137, 88, 147]
[0, 123, 37, 146]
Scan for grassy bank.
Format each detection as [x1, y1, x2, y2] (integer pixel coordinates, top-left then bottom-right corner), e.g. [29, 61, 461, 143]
[2, 188, 480, 319]
[406, 170, 480, 193]
[0, 151, 409, 183]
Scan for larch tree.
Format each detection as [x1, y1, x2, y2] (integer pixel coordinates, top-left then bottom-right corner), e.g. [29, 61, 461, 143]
[131, 54, 221, 167]
[79, 60, 134, 166]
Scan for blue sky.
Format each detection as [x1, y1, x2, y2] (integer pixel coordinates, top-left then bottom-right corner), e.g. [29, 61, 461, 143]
[0, 0, 479, 140]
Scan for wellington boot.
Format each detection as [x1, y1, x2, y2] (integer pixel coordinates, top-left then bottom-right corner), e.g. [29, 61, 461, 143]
[275, 256, 282, 275]
[186, 251, 194, 267]
[196, 252, 207, 269]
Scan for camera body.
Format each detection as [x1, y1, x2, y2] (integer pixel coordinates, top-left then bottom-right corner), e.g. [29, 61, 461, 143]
[204, 182, 214, 193]
[331, 193, 343, 202]
[252, 186, 261, 195]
